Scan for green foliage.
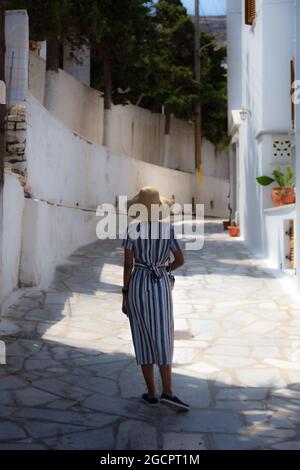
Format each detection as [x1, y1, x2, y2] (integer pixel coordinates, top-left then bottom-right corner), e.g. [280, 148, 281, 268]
[256, 165, 295, 187]
[256, 176, 275, 186]
[8, 0, 72, 39]
[9, 0, 228, 146]
[200, 32, 228, 148]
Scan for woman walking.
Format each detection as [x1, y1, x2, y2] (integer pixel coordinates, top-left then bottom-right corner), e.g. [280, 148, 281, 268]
[122, 186, 190, 411]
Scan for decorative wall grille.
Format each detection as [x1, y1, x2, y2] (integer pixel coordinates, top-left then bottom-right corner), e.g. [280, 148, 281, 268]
[272, 136, 293, 163]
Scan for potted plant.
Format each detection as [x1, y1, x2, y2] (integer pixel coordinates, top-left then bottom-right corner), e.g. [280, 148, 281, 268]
[228, 219, 240, 237]
[223, 204, 233, 230]
[256, 165, 295, 207]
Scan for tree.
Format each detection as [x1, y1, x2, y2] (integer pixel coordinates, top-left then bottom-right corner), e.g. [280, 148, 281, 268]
[142, 0, 200, 122]
[9, 0, 72, 71]
[200, 32, 228, 148]
[87, 0, 154, 111]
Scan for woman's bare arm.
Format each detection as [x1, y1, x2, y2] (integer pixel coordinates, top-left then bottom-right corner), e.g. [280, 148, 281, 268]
[168, 249, 184, 272]
[123, 248, 134, 291]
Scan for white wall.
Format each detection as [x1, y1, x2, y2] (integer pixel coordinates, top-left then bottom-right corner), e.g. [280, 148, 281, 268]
[201, 139, 229, 179]
[44, 69, 104, 145]
[104, 104, 165, 167]
[20, 94, 195, 287]
[19, 198, 98, 288]
[262, 0, 295, 131]
[27, 95, 195, 210]
[168, 117, 195, 173]
[0, 173, 24, 301]
[29, 53, 46, 103]
[63, 43, 91, 87]
[29, 57, 196, 173]
[105, 106, 195, 173]
[227, 0, 242, 130]
[228, 0, 295, 257]
[196, 176, 230, 218]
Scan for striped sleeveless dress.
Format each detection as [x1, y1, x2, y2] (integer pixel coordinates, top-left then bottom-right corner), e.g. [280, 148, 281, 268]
[123, 220, 181, 365]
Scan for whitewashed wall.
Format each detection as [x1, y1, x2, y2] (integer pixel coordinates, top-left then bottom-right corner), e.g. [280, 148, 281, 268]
[20, 94, 195, 287]
[196, 176, 230, 218]
[19, 199, 98, 288]
[169, 117, 195, 173]
[28, 54, 196, 173]
[63, 43, 91, 87]
[106, 107, 196, 173]
[0, 173, 24, 300]
[44, 69, 104, 145]
[27, 94, 195, 209]
[227, 0, 295, 257]
[29, 53, 46, 103]
[104, 104, 166, 167]
[227, 0, 242, 131]
[202, 139, 229, 179]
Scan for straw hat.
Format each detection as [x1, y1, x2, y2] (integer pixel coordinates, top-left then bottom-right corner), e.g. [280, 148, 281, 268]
[127, 186, 174, 220]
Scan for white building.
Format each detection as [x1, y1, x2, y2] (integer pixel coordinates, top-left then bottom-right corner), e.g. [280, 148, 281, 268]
[227, 0, 298, 283]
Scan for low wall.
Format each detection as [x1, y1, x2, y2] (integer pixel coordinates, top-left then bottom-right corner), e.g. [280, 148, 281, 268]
[27, 94, 195, 209]
[196, 175, 230, 218]
[169, 117, 195, 173]
[28, 53, 227, 177]
[202, 139, 229, 179]
[29, 53, 46, 103]
[20, 95, 196, 288]
[44, 69, 104, 145]
[28, 54, 196, 173]
[19, 198, 98, 288]
[0, 172, 25, 301]
[105, 104, 166, 167]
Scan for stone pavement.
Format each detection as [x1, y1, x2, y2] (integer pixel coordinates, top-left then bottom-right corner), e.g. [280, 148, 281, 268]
[1, 219, 300, 450]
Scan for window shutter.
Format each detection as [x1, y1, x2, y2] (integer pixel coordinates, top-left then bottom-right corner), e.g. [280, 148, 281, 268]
[290, 59, 295, 128]
[245, 0, 256, 25]
[289, 220, 294, 270]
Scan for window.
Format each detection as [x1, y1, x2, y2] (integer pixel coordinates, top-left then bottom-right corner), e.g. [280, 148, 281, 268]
[245, 0, 256, 25]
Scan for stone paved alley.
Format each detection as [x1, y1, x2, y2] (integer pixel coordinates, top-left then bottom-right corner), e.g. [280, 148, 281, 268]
[1, 220, 300, 450]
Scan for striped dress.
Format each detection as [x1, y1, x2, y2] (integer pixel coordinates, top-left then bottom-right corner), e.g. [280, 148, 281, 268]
[123, 220, 181, 365]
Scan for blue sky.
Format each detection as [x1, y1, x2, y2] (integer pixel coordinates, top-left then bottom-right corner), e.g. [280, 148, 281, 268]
[182, 0, 227, 16]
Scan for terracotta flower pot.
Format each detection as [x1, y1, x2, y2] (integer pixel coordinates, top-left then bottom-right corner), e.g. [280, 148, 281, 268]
[281, 187, 296, 205]
[228, 226, 240, 237]
[272, 187, 285, 207]
[223, 221, 230, 230]
[271, 187, 296, 206]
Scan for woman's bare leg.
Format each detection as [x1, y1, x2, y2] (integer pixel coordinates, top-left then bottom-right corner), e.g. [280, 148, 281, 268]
[141, 365, 156, 398]
[159, 365, 173, 396]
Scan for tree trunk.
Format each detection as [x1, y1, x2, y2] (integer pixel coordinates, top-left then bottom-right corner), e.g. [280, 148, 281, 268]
[46, 36, 59, 72]
[163, 110, 171, 168]
[103, 52, 112, 110]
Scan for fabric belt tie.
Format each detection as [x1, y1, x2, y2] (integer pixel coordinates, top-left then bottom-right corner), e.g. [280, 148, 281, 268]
[135, 262, 166, 284]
